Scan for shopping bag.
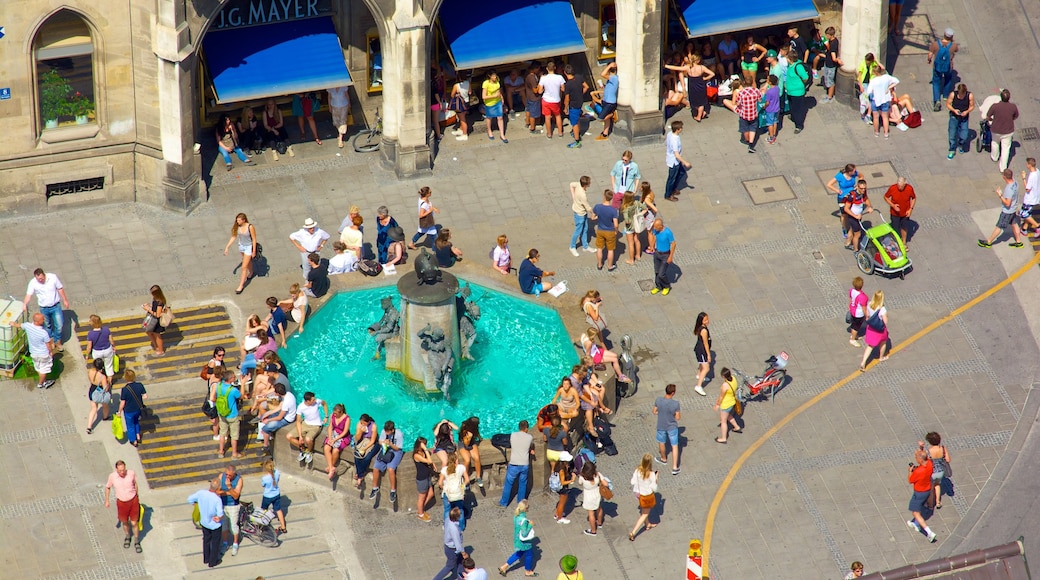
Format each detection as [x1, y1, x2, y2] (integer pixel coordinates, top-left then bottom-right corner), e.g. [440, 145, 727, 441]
[138, 504, 145, 531]
[113, 354, 120, 373]
[111, 414, 124, 440]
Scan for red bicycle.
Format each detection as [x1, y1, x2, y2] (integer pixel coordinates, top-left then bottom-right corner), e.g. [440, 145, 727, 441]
[734, 352, 789, 404]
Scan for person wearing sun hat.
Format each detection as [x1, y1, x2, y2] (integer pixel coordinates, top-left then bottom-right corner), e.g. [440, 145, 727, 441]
[558, 555, 582, 580]
[289, 218, 330, 279]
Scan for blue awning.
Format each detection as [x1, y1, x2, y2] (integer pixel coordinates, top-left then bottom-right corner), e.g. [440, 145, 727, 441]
[203, 17, 351, 104]
[440, 0, 586, 70]
[677, 0, 819, 38]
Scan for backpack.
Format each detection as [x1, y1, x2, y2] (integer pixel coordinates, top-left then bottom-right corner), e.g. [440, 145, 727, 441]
[796, 62, 812, 91]
[934, 41, 952, 73]
[904, 110, 922, 129]
[275, 140, 288, 155]
[443, 468, 465, 501]
[358, 259, 382, 277]
[215, 383, 234, 417]
[573, 447, 596, 475]
[548, 470, 563, 492]
[610, 191, 624, 209]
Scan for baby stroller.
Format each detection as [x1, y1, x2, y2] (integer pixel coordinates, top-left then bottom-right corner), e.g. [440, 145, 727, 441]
[855, 210, 911, 279]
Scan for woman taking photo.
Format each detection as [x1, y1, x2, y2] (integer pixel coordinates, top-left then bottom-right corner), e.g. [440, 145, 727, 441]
[432, 419, 459, 468]
[142, 285, 168, 356]
[322, 404, 351, 480]
[628, 454, 659, 541]
[449, 71, 471, 141]
[580, 290, 607, 334]
[413, 437, 436, 521]
[458, 417, 484, 489]
[223, 213, 257, 294]
[86, 358, 111, 434]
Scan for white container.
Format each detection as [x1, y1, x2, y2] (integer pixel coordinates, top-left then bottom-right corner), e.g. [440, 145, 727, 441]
[0, 299, 28, 371]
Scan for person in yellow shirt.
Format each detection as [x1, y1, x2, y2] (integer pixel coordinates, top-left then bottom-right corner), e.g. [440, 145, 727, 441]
[482, 71, 507, 142]
[713, 368, 743, 443]
[557, 554, 583, 580]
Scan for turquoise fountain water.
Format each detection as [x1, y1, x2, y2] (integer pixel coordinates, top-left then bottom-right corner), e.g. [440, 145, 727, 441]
[280, 280, 578, 439]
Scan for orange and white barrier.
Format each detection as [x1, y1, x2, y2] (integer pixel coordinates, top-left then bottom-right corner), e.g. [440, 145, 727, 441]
[687, 539, 703, 580]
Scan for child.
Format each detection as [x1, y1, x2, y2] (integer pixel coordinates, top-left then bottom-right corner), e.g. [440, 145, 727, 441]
[848, 277, 868, 347]
[553, 456, 575, 523]
[260, 459, 287, 534]
[761, 75, 781, 144]
[492, 234, 511, 275]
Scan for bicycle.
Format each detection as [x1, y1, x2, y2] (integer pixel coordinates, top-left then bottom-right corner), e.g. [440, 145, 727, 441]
[353, 108, 383, 153]
[237, 500, 280, 547]
[733, 351, 789, 405]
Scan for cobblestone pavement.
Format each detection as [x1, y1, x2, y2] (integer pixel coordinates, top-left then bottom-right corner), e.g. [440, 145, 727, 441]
[4, 0, 1040, 578]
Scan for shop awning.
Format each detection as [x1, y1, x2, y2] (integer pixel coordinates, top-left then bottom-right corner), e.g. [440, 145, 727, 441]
[440, 0, 586, 70]
[677, 0, 819, 38]
[203, 17, 351, 104]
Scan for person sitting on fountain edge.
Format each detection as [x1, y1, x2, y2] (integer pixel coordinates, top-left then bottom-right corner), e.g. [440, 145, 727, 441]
[518, 249, 555, 295]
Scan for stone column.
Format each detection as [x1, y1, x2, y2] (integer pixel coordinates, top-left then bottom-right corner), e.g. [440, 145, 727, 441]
[154, 0, 202, 213]
[379, 14, 433, 177]
[613, 0, 664, 144]
[836, 0, 889, 108]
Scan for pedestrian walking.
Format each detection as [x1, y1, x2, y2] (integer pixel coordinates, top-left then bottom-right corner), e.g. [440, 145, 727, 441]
[978, 169, 1025, 248]
[845, 561, 865, 579]
[734, 78, 762, 153]
[653, 383, 681, 475]
[105, 460, 142, 553]
[440, 450, 470, 529]
[610, 151, 641, 199]
[433, 507, 468, 580]
[289, 218, 330, 279]
[693, 312, 712, 396]
[628, 454, 659, 541]
[859, 291, 889, 371]
[928, 29, 958, 112]
[482, 71, 507, 142]
[1021, 158, 1039, 236]
[784, 52, 810, 134]
[907, 449, 938, 542]
[142, 285, 168, 355]
[558, 555, 583, 580]
[187, 480, 224, 568]
[326, 85, 350, 148]
[648, 219, 676, 295]
[986, 89, 1019, 172]
[497, 499, 537, 577]
[118, 369, 147, 447]
[827, 164, 859, 240]
[883, 177, 917, 246]
[23, 268, 69, 350]
[663, 121, 692, 201]
[216, 463, 244, 556]
[578, 461, 608, 536]
[292, 92, 321, 145]
[86, 314, 117, 377]
[945, 84, 974, 159]
[260, 459, 287, 534]
[86, 358, 112, 433]
[843, 180, 874, 251]
[12, 313, 55, 389]
[714, 368, 743, 443]
[499, 420, 534, 507]
[409, 186, 440, 250]
[569, 176, 596, 255]
[847, 277, 868, 347]
[592, 190, 620, 271]
[921, 432, 952, 509]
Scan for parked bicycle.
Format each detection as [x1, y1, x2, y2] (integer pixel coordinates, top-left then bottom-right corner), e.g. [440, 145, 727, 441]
[237, 500, 280, 547]
[353, 108, 383, 153]
[733, 351, 788, 404]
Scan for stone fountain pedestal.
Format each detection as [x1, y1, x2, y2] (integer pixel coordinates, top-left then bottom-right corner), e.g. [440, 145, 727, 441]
[384, 271, 460, 393]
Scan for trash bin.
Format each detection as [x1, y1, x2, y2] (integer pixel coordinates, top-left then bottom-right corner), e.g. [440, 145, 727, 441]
[0, 298, 28, 378]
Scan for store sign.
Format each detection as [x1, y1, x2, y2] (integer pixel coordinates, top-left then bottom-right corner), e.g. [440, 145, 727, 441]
[213, 0, 332, 30]
[0, 88, 10, 100]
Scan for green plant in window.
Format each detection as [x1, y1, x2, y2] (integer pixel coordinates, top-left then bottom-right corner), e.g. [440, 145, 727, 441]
[70, 92, 93, 117]
[40, 69, 73, 122]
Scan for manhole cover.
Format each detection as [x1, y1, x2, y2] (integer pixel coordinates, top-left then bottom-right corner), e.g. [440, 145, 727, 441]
[1020, 127, 1039, 141]
[817, 161, 898, 193]
[637, 279, 655, 291]
[743, 176, 796, 204]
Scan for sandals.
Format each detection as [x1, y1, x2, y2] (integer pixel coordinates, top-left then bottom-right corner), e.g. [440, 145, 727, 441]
[715, 437, 727, 444]
[135, 542, 142, 553]
[86, 428, 92, 435]
[124, 536, 132, 549]
[628, 532, 635, 541]
[645, 523, 657, 531]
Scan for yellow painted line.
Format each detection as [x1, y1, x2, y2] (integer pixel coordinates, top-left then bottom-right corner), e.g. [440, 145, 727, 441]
[701, 251, 1040, 578]
[75, 313, 232, 341]
[141, 448, 236, 464]
[91, 327, 235, 354]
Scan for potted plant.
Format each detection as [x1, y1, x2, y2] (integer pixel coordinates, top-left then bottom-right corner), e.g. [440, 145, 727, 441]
[70, 92, 93, 124]
[39, 69, 72, 129]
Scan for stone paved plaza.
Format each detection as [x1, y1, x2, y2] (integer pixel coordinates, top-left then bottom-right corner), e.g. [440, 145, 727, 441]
[4, 1, 1040, 578]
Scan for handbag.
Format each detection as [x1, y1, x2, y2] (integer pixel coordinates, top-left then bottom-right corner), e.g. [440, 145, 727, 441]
[845, 311, 853, 324]
[518, 517, 535, 542]
[159, 305, 174, 327]
[418, 210, 435, 230]
[201, 399, 218, 420]
[111, 414, 125, 440]
[598, 477, 613, 501]
[729, 381, 743, 416]
[126, 383, 153, 419]
[866, 309, 886, 332]
[449, 94, 467, 112]
[375, 445, 395, 464]
[354, 438, 374, 458]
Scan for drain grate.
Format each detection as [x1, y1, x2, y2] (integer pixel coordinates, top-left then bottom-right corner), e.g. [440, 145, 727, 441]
[743, 176, 796, 204]
[1020, 127, 1039, 141]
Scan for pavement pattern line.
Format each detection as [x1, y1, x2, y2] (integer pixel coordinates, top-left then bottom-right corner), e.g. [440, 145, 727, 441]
[700, 250, 1040, 577]
[44, 562, 149, 580]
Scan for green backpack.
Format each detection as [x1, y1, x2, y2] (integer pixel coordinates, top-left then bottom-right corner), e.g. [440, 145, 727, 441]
[215, 383, 233, 417]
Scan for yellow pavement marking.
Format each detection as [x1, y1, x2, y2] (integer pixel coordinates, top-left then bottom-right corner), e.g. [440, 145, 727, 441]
[701, 251, 1040, 578]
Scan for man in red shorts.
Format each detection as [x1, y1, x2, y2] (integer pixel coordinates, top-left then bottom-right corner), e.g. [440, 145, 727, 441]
[537, 62, 566, 139]
[105, 460, 142, 552]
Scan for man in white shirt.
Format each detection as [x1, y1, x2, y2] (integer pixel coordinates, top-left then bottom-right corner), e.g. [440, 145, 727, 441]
[12, 312, 55, 388]
[288, 218, 330, 279]
[326, 85, 350, 148]
[286, 391, 327, 465]
[1021, 157, 1039, 236]
[537, 62, 566, 139]
[664, 121, 691, 201]
[23, 268, 69, 350]
[866, 65, 899, 139]
[258, 382, 298, 456]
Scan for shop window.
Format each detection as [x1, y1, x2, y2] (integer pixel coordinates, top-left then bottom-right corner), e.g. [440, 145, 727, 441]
[34, 10, 97, 131]
[366, 32, 382, 94]
[599, 1, 616, 61]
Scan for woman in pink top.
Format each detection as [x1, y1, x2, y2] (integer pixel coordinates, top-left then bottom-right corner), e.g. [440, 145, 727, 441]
[848, 277, 868, 346]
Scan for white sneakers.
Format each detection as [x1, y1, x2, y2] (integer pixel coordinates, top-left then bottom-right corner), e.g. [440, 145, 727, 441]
[456, 135, 468, 141]
[556, 517, 570, 524]
[570, 248, 580, 257]
[694, 386, 707, 396]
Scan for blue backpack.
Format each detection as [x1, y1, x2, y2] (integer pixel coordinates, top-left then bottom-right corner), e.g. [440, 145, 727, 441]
[934, 41, 952, 73]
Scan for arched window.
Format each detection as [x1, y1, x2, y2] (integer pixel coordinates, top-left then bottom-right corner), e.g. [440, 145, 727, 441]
[34, 10, 96, 131]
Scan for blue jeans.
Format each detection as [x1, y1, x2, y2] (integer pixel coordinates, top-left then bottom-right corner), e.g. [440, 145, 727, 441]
[931, 69, 952, 103]
[499, 464, 529, 506]
[665, 164, 686, 198]
[39, 302, 63, 343]
[219, 146, 249, 164]
[506, 548, 534, 572]
[124, 410, 142, 443]
[571, 213, 590, 249]
[948, 115, 969, 152]
[442, 494, 466, 531]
